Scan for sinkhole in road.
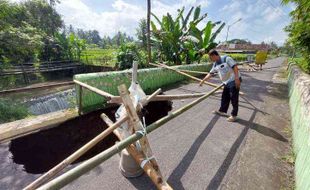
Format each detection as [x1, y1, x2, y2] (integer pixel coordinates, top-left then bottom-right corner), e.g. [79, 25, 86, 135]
[9, 100, 172, 174]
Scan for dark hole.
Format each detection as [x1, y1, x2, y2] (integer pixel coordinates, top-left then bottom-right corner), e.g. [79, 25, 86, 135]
[9, 100, 172, 174]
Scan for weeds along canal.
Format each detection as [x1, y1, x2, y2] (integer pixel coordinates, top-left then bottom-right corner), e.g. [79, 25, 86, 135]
[9, 100, 172, 174]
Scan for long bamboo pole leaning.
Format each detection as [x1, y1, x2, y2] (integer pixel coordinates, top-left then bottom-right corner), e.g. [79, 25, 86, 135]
[109, 92, 222, 104]
[24, 88, 162, 190]
[36, 84, 223, 190]
[149, 63, 219, 88]
[73, 80, 115, 100]
[178, 69, 210, 75]
[150, 63, 245, 95]
[101, 114, 171, 190]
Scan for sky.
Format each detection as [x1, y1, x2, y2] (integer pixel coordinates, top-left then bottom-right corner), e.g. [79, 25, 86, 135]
[12, 0, 296, 45]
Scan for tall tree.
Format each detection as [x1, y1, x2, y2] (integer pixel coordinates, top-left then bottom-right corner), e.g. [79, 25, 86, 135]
[136, 19, 148, 51]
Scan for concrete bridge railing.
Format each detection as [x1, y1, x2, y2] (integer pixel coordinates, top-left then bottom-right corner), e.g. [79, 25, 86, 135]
[288, 65, 310, 190]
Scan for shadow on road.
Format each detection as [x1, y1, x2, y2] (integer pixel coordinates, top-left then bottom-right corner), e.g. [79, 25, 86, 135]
[206, 109, 257, 189]
[167, 115, 220, 190]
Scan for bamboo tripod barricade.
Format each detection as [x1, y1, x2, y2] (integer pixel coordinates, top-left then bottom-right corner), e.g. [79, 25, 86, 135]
[36, 83, 224, 190]
[23, 85, 162, 190]
[116, 84, 171, 189]
[149, 62, 245, 95]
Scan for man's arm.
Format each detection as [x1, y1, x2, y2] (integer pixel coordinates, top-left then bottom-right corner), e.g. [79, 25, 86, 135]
[233, 65, 240, 89]
[199, 73, 212, 86]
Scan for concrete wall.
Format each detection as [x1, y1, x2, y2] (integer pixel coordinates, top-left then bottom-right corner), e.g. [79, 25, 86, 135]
[74, 63, 211, 113]
[288, 65, 310, 190]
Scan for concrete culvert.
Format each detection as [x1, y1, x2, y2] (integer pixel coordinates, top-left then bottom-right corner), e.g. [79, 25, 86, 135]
[9, 100, 172, 174]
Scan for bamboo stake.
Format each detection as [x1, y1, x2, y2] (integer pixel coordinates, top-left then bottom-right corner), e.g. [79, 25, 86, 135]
[24, 116, 128, 190]
[118, 84, 162, 174]
[37, 84, 223, 190]
[144, 88, 162, 104]
[73, 80, 115, 99]
[101, 114, 172, 190]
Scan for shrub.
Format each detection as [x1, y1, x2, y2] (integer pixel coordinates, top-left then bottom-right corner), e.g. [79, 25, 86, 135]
[0, 98, 30, 124]
[116, 42, 148, 70]
[292, 57, 310, 74]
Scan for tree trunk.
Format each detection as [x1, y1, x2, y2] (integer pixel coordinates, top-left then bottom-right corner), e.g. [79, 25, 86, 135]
[147, 0, 151, 64]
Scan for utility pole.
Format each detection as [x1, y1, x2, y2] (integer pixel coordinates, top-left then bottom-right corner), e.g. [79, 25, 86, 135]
[147, 0, 151, 64]
[225, 18, 242, 50]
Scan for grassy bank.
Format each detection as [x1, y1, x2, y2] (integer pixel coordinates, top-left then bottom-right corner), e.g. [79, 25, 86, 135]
[0, 98, 31, 124]
[289, 57, 310, 74]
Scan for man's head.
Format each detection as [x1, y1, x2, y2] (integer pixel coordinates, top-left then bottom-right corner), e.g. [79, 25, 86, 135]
[208, 49, 220, 62]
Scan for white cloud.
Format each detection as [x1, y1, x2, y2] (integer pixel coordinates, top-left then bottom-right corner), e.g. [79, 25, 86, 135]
[55, 0, 210, 37]
[56, 0, 145, 36]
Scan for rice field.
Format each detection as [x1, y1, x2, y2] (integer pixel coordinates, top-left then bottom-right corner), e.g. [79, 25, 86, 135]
[80, 48, 117, 67]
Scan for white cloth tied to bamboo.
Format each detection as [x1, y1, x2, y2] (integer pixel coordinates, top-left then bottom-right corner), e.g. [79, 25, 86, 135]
[115, 81, 147, 138]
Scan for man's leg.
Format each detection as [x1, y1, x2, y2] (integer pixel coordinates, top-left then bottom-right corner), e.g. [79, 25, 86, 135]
[219, 86, 230, 113]
[230, 86, 240, 116]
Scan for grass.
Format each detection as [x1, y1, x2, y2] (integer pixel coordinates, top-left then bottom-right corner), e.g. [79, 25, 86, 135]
[80, 48, 117, 67]
[289, 57, 310, 74]
[0, 98, 31, 124]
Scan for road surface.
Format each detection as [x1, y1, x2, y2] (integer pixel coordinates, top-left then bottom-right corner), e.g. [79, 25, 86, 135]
[0, 57, 292, 190]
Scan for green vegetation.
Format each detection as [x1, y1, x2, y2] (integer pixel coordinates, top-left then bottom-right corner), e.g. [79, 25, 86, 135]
[116, 43, 148, 70]
[1, 1, 225, 70]
[0, 98, 31, 124]
[283, 0, 310, 73]
[201, 53, 251, 63]
[0, 0, 88, 64]
[80, 48, 117, 67]
[151, 6, 225, 65]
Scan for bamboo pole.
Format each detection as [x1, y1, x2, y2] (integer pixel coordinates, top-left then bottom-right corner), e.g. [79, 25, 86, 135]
[25, 86, 162, 190]
[24, 116, 128, 190]
[178, 69, 209, 75]
[101, 114, 171, 190]
[109, 92, 222, 104]
[73, 80, 115, 99]
[149, 63, 219, 88]
[118, 85, 162, 173]
[37, 84, 223, 190]
[144, 88, 162, 104]
[150, 63, 245, 95]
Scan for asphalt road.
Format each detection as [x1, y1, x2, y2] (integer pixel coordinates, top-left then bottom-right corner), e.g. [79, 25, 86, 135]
[0, 57, 291, 190]
[63, 57, 289, 190]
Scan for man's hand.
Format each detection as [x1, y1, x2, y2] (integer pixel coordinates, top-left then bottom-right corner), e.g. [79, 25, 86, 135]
[200, 74, 212, 87]
[235, 78, 241, 89]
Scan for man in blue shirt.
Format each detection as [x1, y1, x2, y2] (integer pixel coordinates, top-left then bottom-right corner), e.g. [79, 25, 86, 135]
[199, 49, 241, 122]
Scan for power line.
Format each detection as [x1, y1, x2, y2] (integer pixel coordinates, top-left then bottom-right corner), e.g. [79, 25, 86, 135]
[259, 0, 290, 22]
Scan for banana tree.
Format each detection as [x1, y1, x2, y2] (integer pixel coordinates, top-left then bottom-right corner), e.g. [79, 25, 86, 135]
[151, 6, 225, 64]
